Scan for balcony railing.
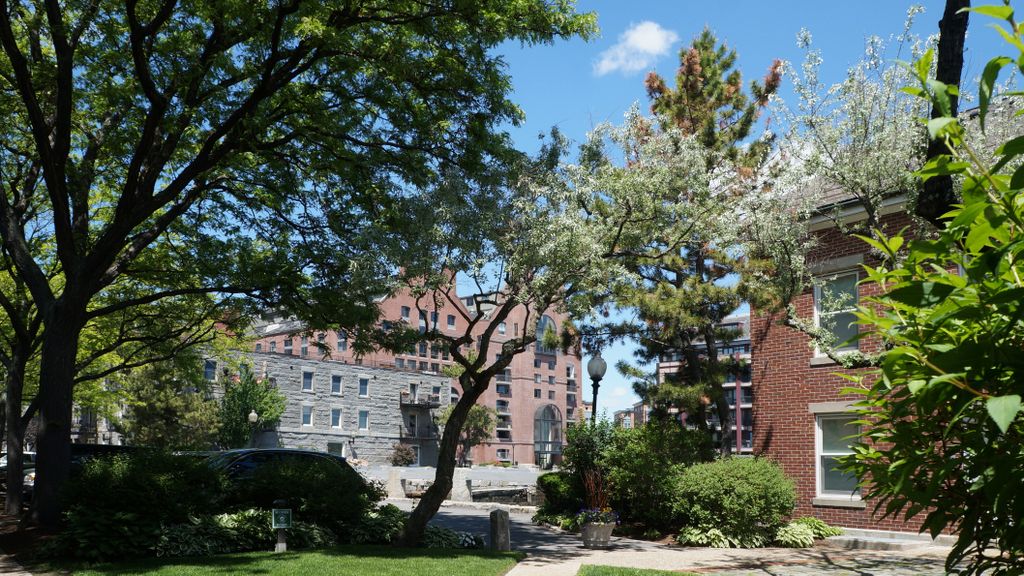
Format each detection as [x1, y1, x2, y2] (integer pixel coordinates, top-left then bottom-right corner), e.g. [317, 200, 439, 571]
[400, 392, 442, 408]
[399, 425, 439, 440]
[496, 406, 511, 415]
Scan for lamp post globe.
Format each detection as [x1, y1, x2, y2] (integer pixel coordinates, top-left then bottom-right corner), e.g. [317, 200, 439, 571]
[587, 352, 607, 422]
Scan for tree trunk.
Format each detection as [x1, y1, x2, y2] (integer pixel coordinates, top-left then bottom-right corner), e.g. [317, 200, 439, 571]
[916, 0, 969, 227]
[400, 373, 487, 546]
[4, 352, 27, 515]
[31, 302, 83, 527]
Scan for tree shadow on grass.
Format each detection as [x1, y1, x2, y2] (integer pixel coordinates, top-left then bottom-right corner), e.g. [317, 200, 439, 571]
[59, 545, 525, 575]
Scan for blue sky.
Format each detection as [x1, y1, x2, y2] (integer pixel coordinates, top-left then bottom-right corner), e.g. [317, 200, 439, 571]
[495, 1, 1015, 416]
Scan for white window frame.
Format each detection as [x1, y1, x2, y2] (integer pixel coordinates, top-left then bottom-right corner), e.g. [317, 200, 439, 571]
[330, 373, 343, 395]
[813, 270, 860, 357]
[358, 410, 370, 431]
[410, 445, 421, 466]
[301, 370, 314, 392]
[301, 405, 314, 427]
[331, 408, 342, 429]
[815, 413, 861, 501]
[358, 376, 370, 397]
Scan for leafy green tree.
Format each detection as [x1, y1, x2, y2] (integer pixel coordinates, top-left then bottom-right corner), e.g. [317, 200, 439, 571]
[112, 353, 220, 450]
[390, 134, 626, 545]
[436, 404, 495, 467]
[0, 0, 596, 525]
[843, 9, 1024, 574]
[217, 364, 285, 449]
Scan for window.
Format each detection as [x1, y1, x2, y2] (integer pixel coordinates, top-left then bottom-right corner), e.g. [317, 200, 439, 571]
[301, 405, 313, 426]
[331, 408, 342, 428]
[724, 388, 736, 406]
[396, 358, 405, 369]
[358, 410, 369, 430]
[497, 384, 511, 395]
[284, 338, 293, 354]
[513, 323, 519, 336]
[534, 374, 541, 383]
[548, 390, 555, 400]
[300, 336, 308, 357]
[358, 377, 369, 397]
[496, 400, 509, 413]
[548, 361, 555, 370]
[302, 371, 314, 391]
[269, 341, 277, 353]
[336, 330, 347, 351]
[447, 314, 456, 329]
[331, 374, 342, 395]
[548, 375, 555, 385]
[534, 359, 541, 369]
[430, 363, 439, 373]
[430, 344, 438, 359]
[498, 322, 506, 334]
[255, 343, 262, 352]
[410, 445, 420, 465]
[419, 361, 428, 371]
[496, 449, 510, 461]
[566, 364, 575, 378]
[203, 360, 217, 381]
[430, 311, 439, 327]
[741, 409, 753, 427]
[419, 342, 428, 357]
[536, 315, 556, 354]
[401, 306, 410, 320]
[817, 415, 860, 497]
[534, 389, 541, 398]
[741, 387, 754, 404]
[815, 272, 859, 352]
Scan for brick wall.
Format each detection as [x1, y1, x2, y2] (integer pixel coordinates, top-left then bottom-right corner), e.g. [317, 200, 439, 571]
[751, 209, 937, 532]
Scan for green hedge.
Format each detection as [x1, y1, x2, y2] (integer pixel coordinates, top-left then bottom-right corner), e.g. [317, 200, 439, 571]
[536, 471, 583, 515]
[673, 457, 795, 547]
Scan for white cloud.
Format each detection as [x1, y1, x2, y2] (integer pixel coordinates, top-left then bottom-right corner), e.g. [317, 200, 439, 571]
[594, 21, 679, 76]
[610, 386, 629, 398]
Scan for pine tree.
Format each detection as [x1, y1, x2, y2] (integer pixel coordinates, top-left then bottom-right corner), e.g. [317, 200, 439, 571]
[617, 29, 780, 454]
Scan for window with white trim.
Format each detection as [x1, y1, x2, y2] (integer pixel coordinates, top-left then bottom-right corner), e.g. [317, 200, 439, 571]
[331, 408, 342, 428]
[301, 405, 313, 427]
[814, 271, 859, 353]
[358, 377, 369, 397]
[816, 414, 860, 497]
[358, 410, 369, 431]
[331, 374, 342, 395]
[302, 371, 314, 391]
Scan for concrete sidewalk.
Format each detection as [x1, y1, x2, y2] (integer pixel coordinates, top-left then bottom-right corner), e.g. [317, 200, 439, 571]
[507, 537, 951, 576]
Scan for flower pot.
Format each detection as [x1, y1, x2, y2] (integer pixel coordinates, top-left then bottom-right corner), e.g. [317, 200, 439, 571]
[581, 521, 615, 548]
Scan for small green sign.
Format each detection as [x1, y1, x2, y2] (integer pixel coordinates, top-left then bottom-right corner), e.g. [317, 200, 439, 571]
[272, 508, 292, 529]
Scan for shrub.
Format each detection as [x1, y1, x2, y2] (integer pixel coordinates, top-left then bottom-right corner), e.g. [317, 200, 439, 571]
[536, 471, 583, 515]
[792, 516, 842, 539]
[601, 421, 713, 528]
[561, 419, 613, 475]
[223, 456, 377, 538]
[421, 526, 461, 548]
[389, 443, 417, 466]
[774, 522, 816, 548]
[348, 504, 409, 544]
[156, 517, 235, 557]
[676, 526, 764, 548]
[672, 457, 795, 547]
[531, 510, 580, 532]
[52, 450, 227, 560]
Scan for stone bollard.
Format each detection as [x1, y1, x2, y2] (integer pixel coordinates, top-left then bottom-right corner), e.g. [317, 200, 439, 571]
[386, 468, 405, 499]
[489, 509, 511, 552]
[450, 467, 473, 502]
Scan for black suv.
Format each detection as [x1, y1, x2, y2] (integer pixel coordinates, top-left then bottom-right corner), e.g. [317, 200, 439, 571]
[206, 448, 356, 480]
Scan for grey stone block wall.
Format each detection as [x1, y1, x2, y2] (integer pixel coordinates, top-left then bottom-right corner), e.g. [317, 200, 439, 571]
[247, 351, 450, 465]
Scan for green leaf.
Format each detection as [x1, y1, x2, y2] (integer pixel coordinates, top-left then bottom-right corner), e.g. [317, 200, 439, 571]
[969, 5, 1014, 21]
[979, 57, 1013, 132]
[986, 395, 1021, 433]
[886, 282, 955, 307]
[996, 135, 1024, 158]
[927, 117, 957, 139]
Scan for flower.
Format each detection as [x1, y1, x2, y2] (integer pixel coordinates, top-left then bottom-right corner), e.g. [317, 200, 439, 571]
[576, 507, 619, 525]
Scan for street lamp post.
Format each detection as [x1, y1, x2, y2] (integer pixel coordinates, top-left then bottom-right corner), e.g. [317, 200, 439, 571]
[248, 409, 259, 448]
[587, 352, 607, 423]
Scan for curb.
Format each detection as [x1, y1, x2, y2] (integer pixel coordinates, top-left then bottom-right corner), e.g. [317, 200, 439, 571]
[385, 497, 537, 515]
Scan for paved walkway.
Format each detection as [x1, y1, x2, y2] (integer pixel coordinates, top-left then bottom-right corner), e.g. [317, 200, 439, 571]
[399, 501, 953, 576]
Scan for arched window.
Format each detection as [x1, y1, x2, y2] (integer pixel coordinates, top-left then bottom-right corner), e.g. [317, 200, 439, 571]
[534, 404, 563, 469]
[536, 315, 557, 355]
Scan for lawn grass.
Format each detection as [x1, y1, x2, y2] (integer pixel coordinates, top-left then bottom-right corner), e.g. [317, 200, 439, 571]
[577, 566, 699, 576]
[70, 545, 523, 576]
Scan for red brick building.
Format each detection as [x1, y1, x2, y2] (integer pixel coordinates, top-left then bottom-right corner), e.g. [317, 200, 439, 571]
[750, 197, 921, 530]
[252, 284, 581, 468]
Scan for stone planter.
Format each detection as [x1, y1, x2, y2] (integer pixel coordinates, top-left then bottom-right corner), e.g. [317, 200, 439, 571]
[581, 521, 615, 548]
